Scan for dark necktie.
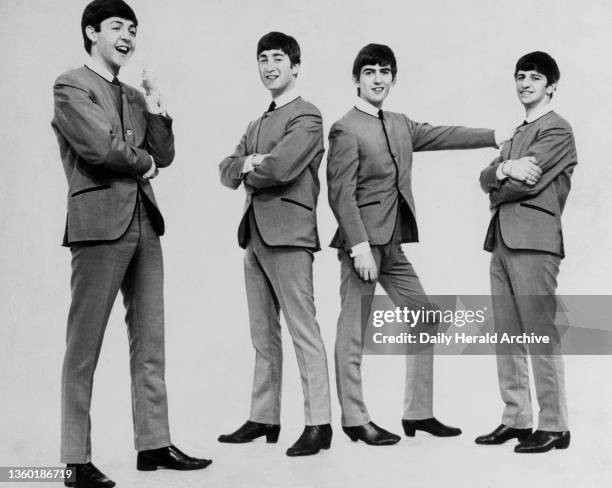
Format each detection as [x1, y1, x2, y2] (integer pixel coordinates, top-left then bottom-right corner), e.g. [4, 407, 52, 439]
[112, 76, 125, 138]
[267, 101, 276, 112]
[378, 109, 400, 187]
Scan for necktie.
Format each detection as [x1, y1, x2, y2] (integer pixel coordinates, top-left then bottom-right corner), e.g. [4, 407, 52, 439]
[378, 110, 396, 163]
[378, 109, 400, 187]
[267, 101, 276, 112]
[112, 76, 125, 138]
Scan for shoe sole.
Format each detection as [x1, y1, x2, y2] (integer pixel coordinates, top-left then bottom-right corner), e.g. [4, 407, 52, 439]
[137, 460, 213, 471]
[515, 438, 570, 453]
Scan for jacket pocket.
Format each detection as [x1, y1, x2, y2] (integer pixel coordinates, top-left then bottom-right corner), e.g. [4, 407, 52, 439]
[358, 200, 381, 208]
[281, 197, 313, 211]
[519, 202, 555, 217]
[71, 185, 111, 198]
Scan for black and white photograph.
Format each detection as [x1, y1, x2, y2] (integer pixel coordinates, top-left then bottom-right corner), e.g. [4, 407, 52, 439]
[1, 0, 611, 486]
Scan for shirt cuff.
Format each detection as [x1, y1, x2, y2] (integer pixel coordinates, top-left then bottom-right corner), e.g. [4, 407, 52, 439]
[242, 155, 255, 174]
[350, 241, 371, 257]
[143, 156, 157, 179]
[496, 161, 509, 180]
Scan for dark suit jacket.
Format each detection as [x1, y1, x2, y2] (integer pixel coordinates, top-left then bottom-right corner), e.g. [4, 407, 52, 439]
[219, 97, 324, 250]
[52, 66, 174, 245]
[327, 107, 497, 250]
[479, 111, 577, 257]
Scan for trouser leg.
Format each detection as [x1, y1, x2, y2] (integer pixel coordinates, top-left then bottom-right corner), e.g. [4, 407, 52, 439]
[121, 202, 171, 450]
[377, 241, 434, 420]
[244, 245, 283, 424]
[61, 216, 139, 463]
[335, 250, 378, 426]
[255, 245, 331, 425]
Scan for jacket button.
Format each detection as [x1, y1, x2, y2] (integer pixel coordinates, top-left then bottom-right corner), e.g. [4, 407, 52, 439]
[126, 129, 133, 136]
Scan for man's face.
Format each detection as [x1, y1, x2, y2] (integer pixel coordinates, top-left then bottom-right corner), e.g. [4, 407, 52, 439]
[86, 17, 137, 74]
[356, 64, 395, 108]
[258, 49, 298, 98]
[515, 69, 555, 108]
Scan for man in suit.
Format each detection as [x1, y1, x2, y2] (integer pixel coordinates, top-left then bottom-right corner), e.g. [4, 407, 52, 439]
[475, 51, 576, 453]
[52, 1, 211, 486]
[218, 32, 332, 457]
[327, 44, 504, 445]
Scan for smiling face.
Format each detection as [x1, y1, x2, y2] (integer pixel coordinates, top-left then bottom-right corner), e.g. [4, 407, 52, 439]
[86, 17, 137, 75]
[258, 49, 298, 98]
[356, 64, 395, 108]
[515, 69, 555, 110]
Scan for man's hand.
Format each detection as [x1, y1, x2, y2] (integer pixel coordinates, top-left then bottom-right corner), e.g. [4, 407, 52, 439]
[353, 251, 378, 282]
[495, 125, 517, 148]
[502, 156, 542, 185]
[141, 69, 167, 115]
[251, 153, 270, 167]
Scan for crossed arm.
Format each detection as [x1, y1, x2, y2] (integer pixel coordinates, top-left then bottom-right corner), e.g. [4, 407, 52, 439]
[479, 125, 575, 207]
[219, 113, 324, 190]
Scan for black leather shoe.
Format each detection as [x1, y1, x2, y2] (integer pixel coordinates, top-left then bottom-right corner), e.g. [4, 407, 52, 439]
[475, 424, 532, 445]
[64, 463, 115, 488]
[218, 420, 280, 443]
[286, 424, 332, 456]
[402, 417, 462, 437]
[342, 421, 400, 445]
[136, 444, 212, 471]
[514, 430, 570, 453]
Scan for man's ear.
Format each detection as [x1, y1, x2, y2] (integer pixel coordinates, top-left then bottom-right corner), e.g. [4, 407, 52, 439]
[391, 74, 397, 87]
[85, 25, 97, 45]
[546, 82, 557, 96]
[291, 63, 300, 79]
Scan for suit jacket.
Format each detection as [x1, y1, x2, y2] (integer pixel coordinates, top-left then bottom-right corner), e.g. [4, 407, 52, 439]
[327, 107, 497, 250]
[479, 111, 577, 257]
[52, 66, 174, 246]
[219, 97, 324, 250]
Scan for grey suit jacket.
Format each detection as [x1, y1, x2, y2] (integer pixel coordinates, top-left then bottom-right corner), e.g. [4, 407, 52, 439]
[52, 66, 174, 245]
[479, 111, 577, 257]
[327, 107, 497, 250]
[219, 97, 324, 250]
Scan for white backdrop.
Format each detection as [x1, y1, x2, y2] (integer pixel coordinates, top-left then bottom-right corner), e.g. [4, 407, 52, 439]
[1, 1, 612, 487]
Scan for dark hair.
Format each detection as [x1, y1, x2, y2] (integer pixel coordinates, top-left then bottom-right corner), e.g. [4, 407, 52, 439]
[81, 0, 138, 54]
[256, 32, 301, 66]
[352, 44, 397, 81]
[514, 51, 560, 86]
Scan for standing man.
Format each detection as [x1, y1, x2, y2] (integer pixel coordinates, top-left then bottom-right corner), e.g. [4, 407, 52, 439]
[475, 51, 575, 453]
[52, 1, 211, 486]
[327, 44, 503, 445]
[218, 32, 332, 457]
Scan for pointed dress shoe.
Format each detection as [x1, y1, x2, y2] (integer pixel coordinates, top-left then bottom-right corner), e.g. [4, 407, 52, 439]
[342, 421, 400, 445]
[218, 420, 280, 443]
[64, 463, 115, 488]
[402, 417, 462, 437]
[136, 444, 212, 471]
[475, 424, 532, 445]
[514, 430, 570, 453]
[286, 424, 332, 456]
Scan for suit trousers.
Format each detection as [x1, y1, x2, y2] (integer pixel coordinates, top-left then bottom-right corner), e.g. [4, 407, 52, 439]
[335, 222, 434, 427]
[490, 226, 568, 431]
[60, 193, 171, 463]
[244, 213, 331, 425]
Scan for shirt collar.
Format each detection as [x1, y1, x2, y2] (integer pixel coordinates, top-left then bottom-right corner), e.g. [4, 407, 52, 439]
[355, 97, 382, 118]
[272, 87, 300, 109]
[85, 57, 117, 83]
[524, 103, 554, 124]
